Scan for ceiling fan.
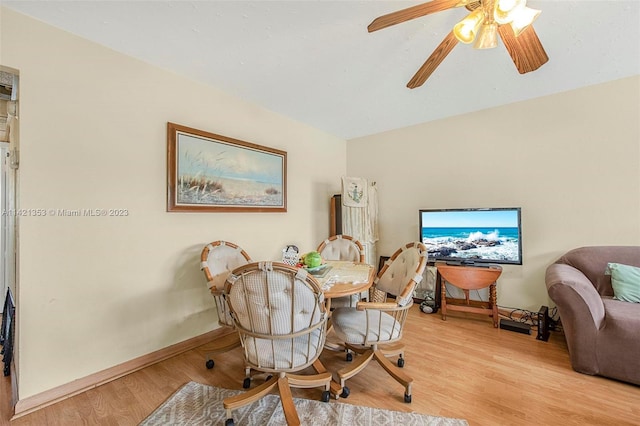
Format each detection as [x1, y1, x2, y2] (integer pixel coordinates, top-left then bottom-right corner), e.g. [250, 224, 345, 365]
[368, 0, 549, 88]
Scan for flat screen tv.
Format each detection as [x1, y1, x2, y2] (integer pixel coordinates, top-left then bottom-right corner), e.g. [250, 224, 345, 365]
[419, 207, 522, 265]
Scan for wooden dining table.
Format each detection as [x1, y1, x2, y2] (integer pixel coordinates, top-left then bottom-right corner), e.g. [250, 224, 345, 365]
[311, 260, 376, 311]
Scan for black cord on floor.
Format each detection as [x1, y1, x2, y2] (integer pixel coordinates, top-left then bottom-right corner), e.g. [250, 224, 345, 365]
[498, 306, 540, 326]
[498, 305, 564, 332]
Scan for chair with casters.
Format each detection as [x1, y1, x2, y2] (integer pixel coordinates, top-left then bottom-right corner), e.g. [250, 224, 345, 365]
[316, 234, 367, 308]
[200, 240, 252, 373]
[222, 262, 332, 426]
[329, 241, 428, 402]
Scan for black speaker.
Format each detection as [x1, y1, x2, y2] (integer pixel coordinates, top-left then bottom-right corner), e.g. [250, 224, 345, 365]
[500, 319, 531, 334]
[537, 305, 550, 341]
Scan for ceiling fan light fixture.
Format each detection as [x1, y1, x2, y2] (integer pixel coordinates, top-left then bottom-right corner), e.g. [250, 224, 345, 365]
[494, 0, 526, 24]
[510, 6, 541, 36]
[367, 0, 549, 88]
[453, 7, 484, 43]
[474, 22, 499, 49]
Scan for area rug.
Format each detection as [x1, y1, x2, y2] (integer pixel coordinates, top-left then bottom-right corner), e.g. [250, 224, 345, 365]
[140, 381, 468, 426]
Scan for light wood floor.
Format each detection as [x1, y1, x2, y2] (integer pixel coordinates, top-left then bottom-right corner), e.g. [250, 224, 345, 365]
[2, 306, 640, 425]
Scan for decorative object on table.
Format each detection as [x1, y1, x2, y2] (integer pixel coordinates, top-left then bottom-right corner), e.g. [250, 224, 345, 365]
[317, 234, 366, 308]
[367, 0, 548, 88]
[305, 264, 332, 278]
[222, 262, 332, 425]
[199, 241, 252, 372]
[139, 381, 469, 426]
[167, 122, 286, 212]
[301, 250, 323, 268]
[331, 242, 428, 402]
[281, 245, 299, 266]
[300, 252, 332, 278]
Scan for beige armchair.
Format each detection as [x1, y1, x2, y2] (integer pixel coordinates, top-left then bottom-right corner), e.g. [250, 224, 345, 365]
[222, 262, 332, 426]
[317, 234, 367, 308]
[330, 242, 428, 402]
[199, 240, 252, 373]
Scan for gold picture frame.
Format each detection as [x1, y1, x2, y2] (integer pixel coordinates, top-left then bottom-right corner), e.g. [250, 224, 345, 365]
[167, 123, 287, 212]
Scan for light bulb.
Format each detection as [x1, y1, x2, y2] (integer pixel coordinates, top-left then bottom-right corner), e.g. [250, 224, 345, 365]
[494, 0, 526, 24]
[510, 7, 541, 36]
[453, 8, 485, 44]
[474, 22, 498, 49]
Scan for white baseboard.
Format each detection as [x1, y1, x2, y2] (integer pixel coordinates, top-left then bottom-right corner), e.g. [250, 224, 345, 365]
[12, 327, 232, 419]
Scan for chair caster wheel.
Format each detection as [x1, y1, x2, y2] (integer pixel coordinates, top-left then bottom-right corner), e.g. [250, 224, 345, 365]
[242, 377, 251, 389]
[404, 393, 412, 403]
[225, 419, 235, 426]
[205, 359, 214, 369]
[346, 352, 353, 362]
[321, 390, 330, 402]
[397, 357, 405, 368]
[340, 386, 350, 398]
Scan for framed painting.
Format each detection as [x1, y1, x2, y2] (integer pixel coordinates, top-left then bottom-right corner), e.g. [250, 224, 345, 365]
[167, 123, 287, 212]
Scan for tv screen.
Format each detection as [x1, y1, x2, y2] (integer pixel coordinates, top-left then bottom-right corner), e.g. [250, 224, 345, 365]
[419, 207, 522, 265]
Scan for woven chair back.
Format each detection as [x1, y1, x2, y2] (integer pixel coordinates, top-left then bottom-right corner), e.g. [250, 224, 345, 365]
[317, 234, 365, 263]
[200, 241, 252, 327]
[225, 262, 327, 373]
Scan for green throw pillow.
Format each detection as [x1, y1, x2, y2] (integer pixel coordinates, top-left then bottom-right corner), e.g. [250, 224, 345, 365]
[604, 263, 640, 303]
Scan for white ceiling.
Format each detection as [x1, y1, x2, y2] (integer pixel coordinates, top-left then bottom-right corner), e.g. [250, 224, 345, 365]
[4, 0, 640, 139]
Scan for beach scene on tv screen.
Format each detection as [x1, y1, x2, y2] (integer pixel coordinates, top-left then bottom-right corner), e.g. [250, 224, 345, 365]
[421, 209, 521, 263]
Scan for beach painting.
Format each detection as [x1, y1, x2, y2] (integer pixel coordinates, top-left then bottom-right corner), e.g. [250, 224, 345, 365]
[420, 209, 522, 264]
[167, 123, 286, 212]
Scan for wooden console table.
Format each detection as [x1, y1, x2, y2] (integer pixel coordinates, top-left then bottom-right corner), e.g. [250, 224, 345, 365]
[436, 262, 502, 327]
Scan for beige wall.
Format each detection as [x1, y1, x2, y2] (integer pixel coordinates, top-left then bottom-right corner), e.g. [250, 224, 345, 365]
[3, 4, 640, 403]
[348, 75, 640, 312]
[1, 8, 346, 398]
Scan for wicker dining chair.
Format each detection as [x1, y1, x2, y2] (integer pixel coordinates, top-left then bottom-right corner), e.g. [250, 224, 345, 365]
[200, 240, 252, 371]
[316, 234, 367, 308]
[330, 241, 428, 402]
[222, 262, 332, 426]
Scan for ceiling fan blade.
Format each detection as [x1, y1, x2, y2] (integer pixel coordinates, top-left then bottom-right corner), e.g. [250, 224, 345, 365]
[407, 31, 459, 89]
[368, 0, 463, 33]
[498, 24, 549, 74]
